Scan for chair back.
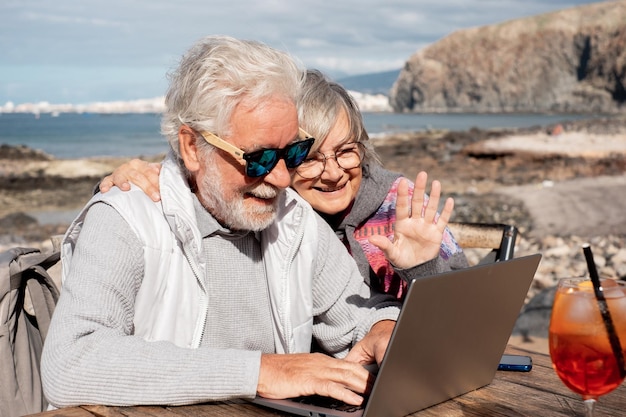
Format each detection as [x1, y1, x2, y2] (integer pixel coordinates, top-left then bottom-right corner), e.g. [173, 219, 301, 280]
[448, 222, 518, 264]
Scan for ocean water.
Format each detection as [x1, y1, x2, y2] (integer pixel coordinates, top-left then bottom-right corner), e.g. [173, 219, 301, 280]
[0, 113, 165, 159]
[0, 112, 593, 159]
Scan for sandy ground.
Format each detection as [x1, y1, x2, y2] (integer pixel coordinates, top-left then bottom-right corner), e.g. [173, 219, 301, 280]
[471, 130, 626, 239]
[472, 130, 626, 238]
[472, 131, 626, 159]
[498, 175, 626, 238]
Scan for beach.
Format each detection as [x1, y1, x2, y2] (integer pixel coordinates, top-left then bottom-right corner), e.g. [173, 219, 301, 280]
[2, 115, 626, 352]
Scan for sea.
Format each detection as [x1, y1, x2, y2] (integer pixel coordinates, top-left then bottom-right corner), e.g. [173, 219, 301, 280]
[0, 112, 596, 160]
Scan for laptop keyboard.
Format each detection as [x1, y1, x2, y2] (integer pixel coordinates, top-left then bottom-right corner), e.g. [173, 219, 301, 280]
[294, 395, 363, 413]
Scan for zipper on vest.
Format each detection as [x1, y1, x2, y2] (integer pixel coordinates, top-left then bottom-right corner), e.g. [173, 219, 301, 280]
[182, 245, 208, 348]
[282, 205, 308, 353]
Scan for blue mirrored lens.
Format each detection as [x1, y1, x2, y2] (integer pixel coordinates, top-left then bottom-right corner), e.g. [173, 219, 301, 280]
[246, 149, 278, 177]
[285, 139, 314, 168]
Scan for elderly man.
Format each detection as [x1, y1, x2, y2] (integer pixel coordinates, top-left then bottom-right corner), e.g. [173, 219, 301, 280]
[41, 36, 400, 409]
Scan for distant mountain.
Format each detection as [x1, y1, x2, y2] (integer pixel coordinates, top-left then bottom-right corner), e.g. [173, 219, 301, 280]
[390, 1, 626, 113]
[336, 69, 401, 95]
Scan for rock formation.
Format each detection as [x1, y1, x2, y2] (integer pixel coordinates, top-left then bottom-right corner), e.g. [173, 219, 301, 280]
[390, 1, 626, 113]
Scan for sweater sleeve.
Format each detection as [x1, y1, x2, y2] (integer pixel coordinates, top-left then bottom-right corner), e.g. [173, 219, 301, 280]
[41, 203, 260, 408]
[394, 248, 470, 283]
[310, 214, 401, 358]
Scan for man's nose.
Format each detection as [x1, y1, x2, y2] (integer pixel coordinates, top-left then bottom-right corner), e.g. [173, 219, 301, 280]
[264, 159, 292, 189]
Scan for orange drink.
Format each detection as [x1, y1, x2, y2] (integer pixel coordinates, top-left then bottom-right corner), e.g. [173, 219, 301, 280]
[549, 278, 626, 416]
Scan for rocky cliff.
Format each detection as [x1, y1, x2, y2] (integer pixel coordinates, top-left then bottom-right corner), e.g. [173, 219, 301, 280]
[389, 1, 626, 113]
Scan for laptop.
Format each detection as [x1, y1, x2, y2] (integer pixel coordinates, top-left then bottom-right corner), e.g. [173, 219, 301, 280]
[252, 253, 542, 417]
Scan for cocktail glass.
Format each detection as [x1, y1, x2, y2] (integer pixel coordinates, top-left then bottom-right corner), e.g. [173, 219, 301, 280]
[549, 278, 626, 416]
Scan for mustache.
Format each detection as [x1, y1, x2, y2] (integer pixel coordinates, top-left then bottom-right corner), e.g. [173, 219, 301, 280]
[247, 183, 280, 199]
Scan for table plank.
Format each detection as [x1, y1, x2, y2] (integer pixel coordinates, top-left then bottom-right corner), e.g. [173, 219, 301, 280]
[35, 402, 283, 417]
[172, 401, 286, 417]
[408, 346, 625, 417]
[29, 408, 96, 417]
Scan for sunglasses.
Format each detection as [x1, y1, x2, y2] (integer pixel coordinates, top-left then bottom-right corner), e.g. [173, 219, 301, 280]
[199, 128, 315, 178]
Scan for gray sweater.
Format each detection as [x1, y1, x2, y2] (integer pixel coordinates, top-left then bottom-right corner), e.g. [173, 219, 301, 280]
[41, 193, 400, 407]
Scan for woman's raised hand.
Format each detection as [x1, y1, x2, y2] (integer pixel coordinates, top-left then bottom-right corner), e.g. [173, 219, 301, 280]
[368, 171, 454, 269]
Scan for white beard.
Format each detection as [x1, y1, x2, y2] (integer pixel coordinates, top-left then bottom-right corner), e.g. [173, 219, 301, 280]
[195, 156, 281, 232]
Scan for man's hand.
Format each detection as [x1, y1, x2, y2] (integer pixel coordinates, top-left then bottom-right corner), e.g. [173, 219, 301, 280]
[258, 352, 375, 406]
[344, 320, 395, 366]
[99, 158, 162, 202]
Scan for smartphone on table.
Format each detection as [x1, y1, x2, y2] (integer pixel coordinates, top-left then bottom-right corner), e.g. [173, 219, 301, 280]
[498, 354, 532, 372]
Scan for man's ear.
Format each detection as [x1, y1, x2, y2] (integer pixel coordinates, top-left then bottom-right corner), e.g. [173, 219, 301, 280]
[179, 125, 201, 172]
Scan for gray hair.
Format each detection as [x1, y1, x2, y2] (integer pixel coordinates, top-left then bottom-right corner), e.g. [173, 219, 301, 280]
[161, 35, 304, 158]
[297, 69, 380, 165]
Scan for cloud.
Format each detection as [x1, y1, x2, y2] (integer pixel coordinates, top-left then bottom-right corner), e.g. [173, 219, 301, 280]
[0, 0, 607, 104]
[21, 11, 123, 27]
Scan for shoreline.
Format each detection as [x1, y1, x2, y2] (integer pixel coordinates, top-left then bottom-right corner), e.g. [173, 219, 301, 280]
[3, 117, 626, 242]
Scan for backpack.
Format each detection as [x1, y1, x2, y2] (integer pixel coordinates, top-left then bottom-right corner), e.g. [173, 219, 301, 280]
[0, 247, 61, 417]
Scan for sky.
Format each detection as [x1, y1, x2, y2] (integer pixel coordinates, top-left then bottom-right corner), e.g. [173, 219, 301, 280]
[0, 0, 609, 105]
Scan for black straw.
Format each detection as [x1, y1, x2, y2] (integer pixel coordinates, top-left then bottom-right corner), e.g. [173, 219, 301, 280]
[582, 243, 625, 378]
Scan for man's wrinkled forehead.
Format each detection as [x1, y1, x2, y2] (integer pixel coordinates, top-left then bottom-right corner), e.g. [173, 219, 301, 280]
[226, 95, 299, 138]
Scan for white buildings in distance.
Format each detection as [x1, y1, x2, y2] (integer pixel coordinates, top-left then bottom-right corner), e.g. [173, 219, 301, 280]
[0, 91, 391, 115]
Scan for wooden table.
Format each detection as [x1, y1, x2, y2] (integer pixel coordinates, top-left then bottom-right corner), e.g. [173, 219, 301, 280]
[30, 345, 626, 417]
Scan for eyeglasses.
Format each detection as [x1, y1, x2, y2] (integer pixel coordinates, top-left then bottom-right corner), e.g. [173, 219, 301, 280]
[296, 142, 364, 179]
[199, 128, 315, 178]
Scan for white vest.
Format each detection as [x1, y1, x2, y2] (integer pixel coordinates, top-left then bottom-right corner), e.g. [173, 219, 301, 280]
[62, 154, 317, 353]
